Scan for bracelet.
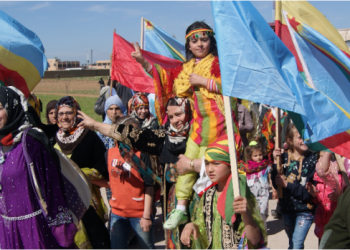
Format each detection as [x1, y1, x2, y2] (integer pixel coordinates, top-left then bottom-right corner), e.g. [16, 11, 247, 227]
[142, 216, 151, 220]
[190, 160, 194, 171]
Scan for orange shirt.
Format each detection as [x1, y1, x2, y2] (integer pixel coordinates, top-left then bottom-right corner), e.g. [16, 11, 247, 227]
[108, 147, 145, 218]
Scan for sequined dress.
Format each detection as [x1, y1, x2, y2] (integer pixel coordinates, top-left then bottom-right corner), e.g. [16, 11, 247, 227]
[0, 135, 77, 249]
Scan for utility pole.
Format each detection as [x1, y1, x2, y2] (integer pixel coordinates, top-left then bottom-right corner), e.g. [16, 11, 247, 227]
[91, 49, 93, 65]
[85, 49, 90, 67]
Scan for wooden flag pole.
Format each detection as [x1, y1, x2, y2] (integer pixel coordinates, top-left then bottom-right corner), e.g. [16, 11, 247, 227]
[275, 107, 283, 198]
[335, 154, 350, 188]
[109, 28, 116, 97]
[224, 96, 240, 198]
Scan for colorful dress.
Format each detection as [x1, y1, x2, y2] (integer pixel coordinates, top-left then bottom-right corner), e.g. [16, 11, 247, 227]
[240, 160, 271, 226]
[191, 185, 266, 249]
[150, 53, 241, 200]
[0, 135, 77, 249]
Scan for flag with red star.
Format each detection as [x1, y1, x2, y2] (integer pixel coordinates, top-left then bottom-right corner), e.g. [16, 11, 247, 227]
[143, 18, 186, 62]
[275, 1, 350, 158]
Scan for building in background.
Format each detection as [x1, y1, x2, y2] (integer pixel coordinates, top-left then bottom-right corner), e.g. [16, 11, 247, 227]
[47, 58, 81, 71]
[88, 60, 111, 69]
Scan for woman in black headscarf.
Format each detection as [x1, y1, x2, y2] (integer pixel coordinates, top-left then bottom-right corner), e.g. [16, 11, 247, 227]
[54, 96, 110, 249]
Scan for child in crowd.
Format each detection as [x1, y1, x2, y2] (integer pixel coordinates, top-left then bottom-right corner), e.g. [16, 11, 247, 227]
[132, 20, 241, 230]
[306, 152, 345, 242]
[179, 135, 266, 249]
[108, 116, 155, 249]
[271, 124, 317, 249]
[240, 139, 271, 228]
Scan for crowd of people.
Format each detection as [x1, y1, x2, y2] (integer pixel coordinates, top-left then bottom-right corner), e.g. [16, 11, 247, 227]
[0, 20, 350, 249]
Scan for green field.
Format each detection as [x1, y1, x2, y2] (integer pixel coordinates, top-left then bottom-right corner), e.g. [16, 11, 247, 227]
[37, 94, 101, 123]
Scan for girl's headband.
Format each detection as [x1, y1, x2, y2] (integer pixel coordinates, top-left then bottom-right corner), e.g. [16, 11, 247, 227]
[185, 28, 215, 40]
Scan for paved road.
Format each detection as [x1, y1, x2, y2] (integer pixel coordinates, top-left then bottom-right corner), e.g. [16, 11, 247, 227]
[267, 199, 318, 249]
[102, 188, 318, 249]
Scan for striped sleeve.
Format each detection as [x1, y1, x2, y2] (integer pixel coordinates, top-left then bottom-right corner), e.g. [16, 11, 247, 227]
[206, 79, 220, 93]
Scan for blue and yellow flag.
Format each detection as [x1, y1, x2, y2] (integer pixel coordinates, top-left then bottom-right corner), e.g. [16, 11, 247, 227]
[0, 10, 48, 97]
[143, 18, 186, 62]
[211, 1, 350, 157]
[275, 1, 350, 158]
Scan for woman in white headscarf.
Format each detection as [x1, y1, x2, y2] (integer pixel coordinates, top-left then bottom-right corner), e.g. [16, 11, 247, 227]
[97, 95, 127, 149]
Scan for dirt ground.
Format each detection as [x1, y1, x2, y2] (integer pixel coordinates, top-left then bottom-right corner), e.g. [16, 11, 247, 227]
[33, 78, 105, 97]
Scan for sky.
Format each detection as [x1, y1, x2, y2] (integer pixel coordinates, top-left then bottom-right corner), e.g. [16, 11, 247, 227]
[1, 1, 350, 64]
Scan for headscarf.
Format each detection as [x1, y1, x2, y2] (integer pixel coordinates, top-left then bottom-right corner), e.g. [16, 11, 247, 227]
[0, 86, 32, 145]
[103, 95, 127, 125]
[204, 133, 242, 166]
[55, 96, 81, 133]
[131, 93, 157, 129]
[127, 98, 134, 115]
[160, 96, 192, 164]
[55, 96, 88, 155]
[132, 93, 149, 110]
[45, 100, 58, 124]
[205, 134, 230, 166]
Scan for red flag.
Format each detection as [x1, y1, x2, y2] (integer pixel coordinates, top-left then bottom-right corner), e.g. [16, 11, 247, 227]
[111, 32, 182, 93]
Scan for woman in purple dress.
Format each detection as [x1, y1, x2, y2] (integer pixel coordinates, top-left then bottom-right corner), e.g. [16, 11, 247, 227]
[0, 86, 77, 249]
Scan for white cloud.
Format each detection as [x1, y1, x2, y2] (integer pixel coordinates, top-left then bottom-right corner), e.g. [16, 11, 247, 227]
[28, 2, 50, 11]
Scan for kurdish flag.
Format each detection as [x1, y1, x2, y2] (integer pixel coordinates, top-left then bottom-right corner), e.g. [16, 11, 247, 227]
[275, 1, 350, 157]
[142, 18, 186, 62]
[212, 1, 350, 158]
[0, 10, 48, 97]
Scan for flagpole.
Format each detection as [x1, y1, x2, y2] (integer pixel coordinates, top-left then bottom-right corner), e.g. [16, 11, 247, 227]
[110, 28, 116, 97]
[140, 17, 144, 50]
[273, 2, 283, 198]
[224, 96, 240, 198]
[275, 107, 283, 198]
